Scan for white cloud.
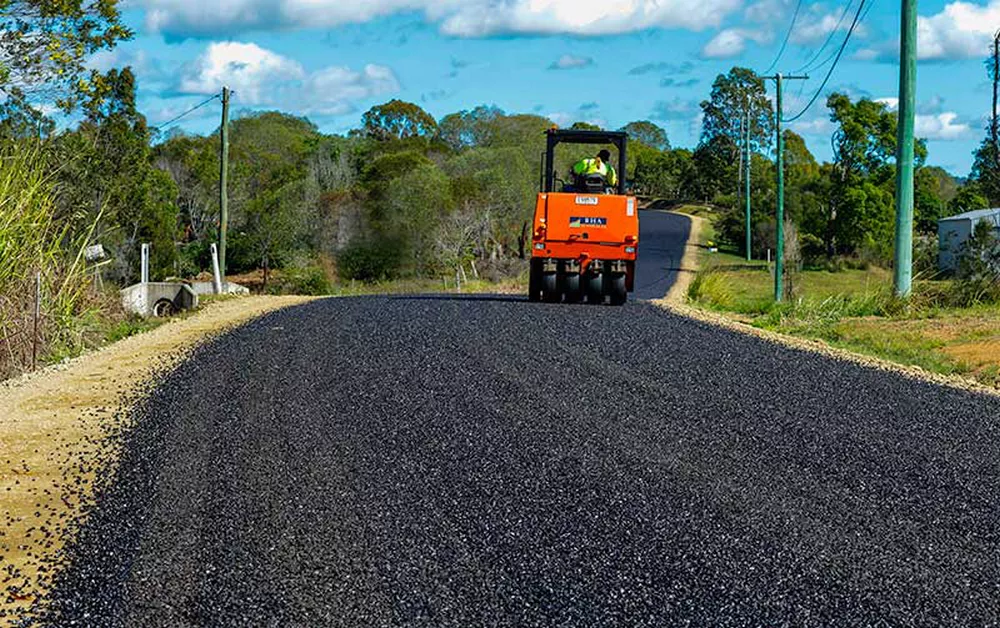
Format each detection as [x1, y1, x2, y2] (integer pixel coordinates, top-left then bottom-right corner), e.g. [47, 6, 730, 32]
[89, 48, 156, 75]
[177, 41, 398, 115]
[862, 0, 1000, 61]
[916, 112, 973, 139]
[790, 117, 836, 136]
[916, 0, 1000, 59]
[875, 96, 972, 140]
[791, 4, 864, 45]
[179, 42, 304, 103]
[549, 55, 594, 70]
[701, 28, 769, 58]
[143, 0, 741, 39]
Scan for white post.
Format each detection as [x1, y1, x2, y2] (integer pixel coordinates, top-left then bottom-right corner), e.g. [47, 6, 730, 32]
[32, 272, 41, 370]
[141, 243, 150, 284]
[210, 243, 223, 295]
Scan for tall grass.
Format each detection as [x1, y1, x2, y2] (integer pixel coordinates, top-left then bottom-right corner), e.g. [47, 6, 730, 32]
[0, 143, 99, 379]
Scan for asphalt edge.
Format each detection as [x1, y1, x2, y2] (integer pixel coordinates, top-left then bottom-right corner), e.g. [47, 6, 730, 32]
[0, 295, 320, 622]
[652, 212, 1000, 400]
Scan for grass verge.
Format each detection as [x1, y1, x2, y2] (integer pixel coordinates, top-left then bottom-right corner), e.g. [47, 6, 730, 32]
[684, 226, 1000, 389]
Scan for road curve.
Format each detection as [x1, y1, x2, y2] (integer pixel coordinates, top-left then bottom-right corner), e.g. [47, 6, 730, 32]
[634, 210, 692, 300]
[43, 291, 1000, 625]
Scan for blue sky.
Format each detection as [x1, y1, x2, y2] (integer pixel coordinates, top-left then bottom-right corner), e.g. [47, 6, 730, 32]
[94, 0, 1000, 175]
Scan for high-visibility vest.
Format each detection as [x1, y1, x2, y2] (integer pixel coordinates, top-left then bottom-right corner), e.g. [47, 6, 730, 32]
[573, 158, 618, 186]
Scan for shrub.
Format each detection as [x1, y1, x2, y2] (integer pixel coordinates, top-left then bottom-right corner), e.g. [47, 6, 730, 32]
[337, 240, 403, 282]
[276, 264, 332, 296]
[688, 269, 735, 309]
[950, 220, 1000, 305]
[0, 142, 99, 378]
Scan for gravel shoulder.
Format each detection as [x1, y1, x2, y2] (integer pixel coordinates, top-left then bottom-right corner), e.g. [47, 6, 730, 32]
[0, 295, 315, 619]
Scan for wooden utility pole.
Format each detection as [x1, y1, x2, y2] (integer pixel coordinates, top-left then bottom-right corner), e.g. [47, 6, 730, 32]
[219, 86, 230, 278]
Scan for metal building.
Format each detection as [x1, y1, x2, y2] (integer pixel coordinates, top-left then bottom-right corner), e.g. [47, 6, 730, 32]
[938, 208, 1000, 272]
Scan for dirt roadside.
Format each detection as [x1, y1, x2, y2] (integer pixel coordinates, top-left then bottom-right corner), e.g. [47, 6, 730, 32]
[0, 295, 316, 619]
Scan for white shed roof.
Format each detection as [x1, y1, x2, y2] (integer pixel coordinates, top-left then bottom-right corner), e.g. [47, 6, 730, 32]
[939, 208, 1000, 222]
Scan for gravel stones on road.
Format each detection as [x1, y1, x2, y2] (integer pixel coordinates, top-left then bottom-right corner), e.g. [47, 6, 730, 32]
[42, 296, 1000, 626]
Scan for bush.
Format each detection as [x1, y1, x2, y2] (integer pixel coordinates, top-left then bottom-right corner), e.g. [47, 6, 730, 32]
[912, 234, 941, 280]
[0, 142, 97, 379]
[949, 220, 1000, 305]
[688, 269, 735, 309]
[337, 240, 403, 282]
[275, 264, 332, 296]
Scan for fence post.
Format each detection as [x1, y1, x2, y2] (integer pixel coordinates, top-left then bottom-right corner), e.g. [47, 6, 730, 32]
[141, 243, 150, 284]
[210, 243, 223, 295]
[32, 272, 41, 371]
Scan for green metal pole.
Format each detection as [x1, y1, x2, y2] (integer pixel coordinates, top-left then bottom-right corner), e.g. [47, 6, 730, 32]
[775, 73, 785, 302]
[893, 0, 917, 297]
[219, 86, 230, 279]
[745, 110, 752, 262]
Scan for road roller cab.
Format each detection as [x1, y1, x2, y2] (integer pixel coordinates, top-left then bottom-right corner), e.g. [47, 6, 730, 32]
[528, 128, 638, 305]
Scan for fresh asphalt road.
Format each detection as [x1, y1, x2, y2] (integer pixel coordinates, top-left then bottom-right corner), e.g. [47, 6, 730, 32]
[633, 210, 691, 300]
[45, 214, 1000, 626]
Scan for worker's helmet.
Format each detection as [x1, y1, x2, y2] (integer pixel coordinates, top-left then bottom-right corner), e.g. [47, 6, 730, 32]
[598, 149, 611, 162]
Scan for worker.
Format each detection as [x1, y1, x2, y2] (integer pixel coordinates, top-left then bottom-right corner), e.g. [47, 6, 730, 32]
[572, 149, 618, 189]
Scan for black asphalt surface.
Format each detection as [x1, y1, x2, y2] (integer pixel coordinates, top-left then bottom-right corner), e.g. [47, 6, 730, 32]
[41, 215, 1000, 626]
[634, 210, 691, 300]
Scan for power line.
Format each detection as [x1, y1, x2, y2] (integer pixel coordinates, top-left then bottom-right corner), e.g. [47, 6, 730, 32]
[153, 94, 221, 130]
[765, 0, 807, 74]
[782, 0, 870, 123]
[793, 0, 856, 74]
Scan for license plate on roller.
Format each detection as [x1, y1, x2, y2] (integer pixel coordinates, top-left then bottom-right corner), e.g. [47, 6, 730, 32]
[575, 196, 599, 205]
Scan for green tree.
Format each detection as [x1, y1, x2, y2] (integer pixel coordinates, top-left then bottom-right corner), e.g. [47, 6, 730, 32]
[700, 67, 774, 155]
[949, 182, 989, 215]
[971, 138, 1000, 205]
[362, 100, 438, 141]
[55, 68, 179, 281]
[437, 105, 503, 150]
[621, 120, 670, 150]
[0, 0, 131, 112]
[822, 94, 926, 258]
[692, 134, 738, 201]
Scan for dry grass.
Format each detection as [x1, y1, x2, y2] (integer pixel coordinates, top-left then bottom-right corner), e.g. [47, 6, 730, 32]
[0, 295, 315, 618]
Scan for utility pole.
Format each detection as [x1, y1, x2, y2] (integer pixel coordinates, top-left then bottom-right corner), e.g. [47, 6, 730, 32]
[745, 109, 752, 261]
[219, 86, 230, 279]
[991, 31, 1000, 191]
[893, 0, 916, 297]
[763, 72, 808, 301]
[992, 32, 999, 160]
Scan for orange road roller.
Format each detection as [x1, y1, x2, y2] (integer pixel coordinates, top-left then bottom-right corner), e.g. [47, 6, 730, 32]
[528, 129, 638, 305]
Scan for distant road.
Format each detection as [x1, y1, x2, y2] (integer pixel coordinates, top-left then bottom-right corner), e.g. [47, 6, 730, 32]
[44, 223, 1000, 626]
[634, 210, 691, 300]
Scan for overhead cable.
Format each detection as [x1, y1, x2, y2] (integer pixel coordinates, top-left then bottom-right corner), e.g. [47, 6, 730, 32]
[765, 0, 807, 74]
[153, 94, 222, 129]
[783, 0, 870, 123]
